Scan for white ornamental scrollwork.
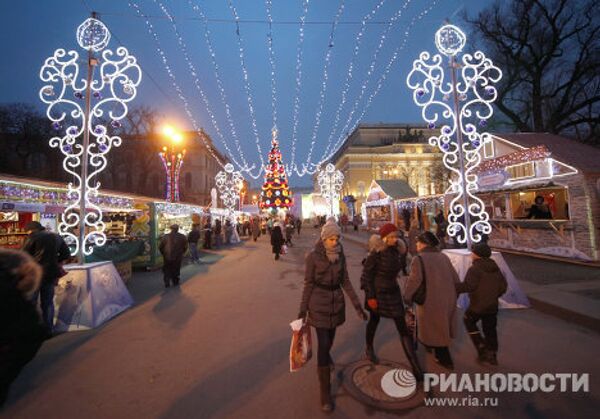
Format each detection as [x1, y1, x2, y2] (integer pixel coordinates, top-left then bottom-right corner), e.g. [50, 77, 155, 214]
[215, 163, 245, 220]
[39, 17, 141, 258]
[318, 163, 344, 217]
[406, 24, 502, 247]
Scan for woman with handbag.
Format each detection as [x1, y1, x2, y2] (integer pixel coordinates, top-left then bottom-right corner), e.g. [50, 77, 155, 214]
[298, 221, 367, 412]
[403, 232, 460, 370]
[360, 223, 423, 381]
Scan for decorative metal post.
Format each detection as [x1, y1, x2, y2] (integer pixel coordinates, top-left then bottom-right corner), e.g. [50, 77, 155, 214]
[407, 24, 502, 250]
[39, 13, 142, 263]
[318, 163, 344, 218]
[215, 163, 245, 221]
[159, 140, 186, 202]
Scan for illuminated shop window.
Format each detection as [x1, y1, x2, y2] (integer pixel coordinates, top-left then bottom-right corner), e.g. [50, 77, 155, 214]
[506, 162, 535, 180]
[483, 140, 494, 158]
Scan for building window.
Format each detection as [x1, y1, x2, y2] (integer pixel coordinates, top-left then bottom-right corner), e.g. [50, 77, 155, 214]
[506, 162, 535, 180]
[483, 139, 494, 158]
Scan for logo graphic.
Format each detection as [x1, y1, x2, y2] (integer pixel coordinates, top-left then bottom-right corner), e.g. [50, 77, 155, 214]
[381, 368, 417, 398]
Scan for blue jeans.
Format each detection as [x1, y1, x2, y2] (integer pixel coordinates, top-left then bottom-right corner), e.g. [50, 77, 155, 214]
[189, 242, 199, 262]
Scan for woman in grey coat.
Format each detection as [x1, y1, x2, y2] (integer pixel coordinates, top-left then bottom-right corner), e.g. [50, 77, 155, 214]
[403, 232, 460, 370]
[298, 221, 367, 412]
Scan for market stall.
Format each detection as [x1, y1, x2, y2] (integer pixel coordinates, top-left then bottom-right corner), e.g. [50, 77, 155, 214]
[474, 133, 600, 261]
[395, 194, 445, 232]
[364, 180, 416, 230]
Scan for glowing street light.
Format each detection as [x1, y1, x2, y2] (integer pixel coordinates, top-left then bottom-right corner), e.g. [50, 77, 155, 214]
[159, 125, 186, 202]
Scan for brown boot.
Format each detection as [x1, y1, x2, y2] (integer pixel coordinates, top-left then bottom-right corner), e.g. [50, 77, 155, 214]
[317, 366, 333, 412]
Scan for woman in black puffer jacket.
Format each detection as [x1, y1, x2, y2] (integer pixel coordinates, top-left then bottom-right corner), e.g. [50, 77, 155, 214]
[360, 223, 423, 381]
[298, 220, 367, 412]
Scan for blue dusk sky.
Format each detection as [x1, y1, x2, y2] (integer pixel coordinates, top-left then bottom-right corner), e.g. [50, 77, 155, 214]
[0, 0, 493, 185]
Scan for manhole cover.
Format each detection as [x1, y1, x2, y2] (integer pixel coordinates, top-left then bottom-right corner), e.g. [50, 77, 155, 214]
[342, 359, 424, 411]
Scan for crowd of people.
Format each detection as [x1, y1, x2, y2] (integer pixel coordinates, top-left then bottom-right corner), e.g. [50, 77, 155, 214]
[298, 219, 507, 412]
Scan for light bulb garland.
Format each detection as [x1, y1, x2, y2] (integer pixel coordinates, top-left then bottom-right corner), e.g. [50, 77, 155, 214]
[227, 0, 265, 174]
[39, 15, 141, 261]
[265, 0, 278, 131]
[317, 163, 344, 217]
[319, 0, 387, 163]
[186, 0, 260, 178]
[158, 145, 186, 202]
[321, 0, 440, 165]
[288, 0, 310, 175]
[406, 23, 502, 249]
[129, 1, 225, 168]
[296, 0, 346, 177]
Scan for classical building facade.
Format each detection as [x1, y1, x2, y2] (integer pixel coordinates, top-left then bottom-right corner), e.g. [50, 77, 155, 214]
[326, 123, 447, 211]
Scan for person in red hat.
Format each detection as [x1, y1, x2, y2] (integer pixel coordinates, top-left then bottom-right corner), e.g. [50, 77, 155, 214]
[360, 222, 423, 381]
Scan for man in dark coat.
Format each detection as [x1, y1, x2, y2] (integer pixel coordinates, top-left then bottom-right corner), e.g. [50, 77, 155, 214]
[187, 224, 201, 264]
[360, 223, 422, 381]
[456, 243, 507, 365]
[0, 249, 47, 407]
[203, 220, 212, 249]
[214, 219, 223, 248]
[296, 218, 302, 235]
[159, 224, 188, 287]
[22, 221, 70, 332]
[270, 222, 285, 260]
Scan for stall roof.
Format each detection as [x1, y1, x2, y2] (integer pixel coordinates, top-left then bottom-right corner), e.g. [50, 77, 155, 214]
[374, 180, 417, 199]
[494, 133, 600, 173]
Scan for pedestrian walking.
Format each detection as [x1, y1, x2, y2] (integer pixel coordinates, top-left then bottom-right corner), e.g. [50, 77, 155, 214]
[298, 221, 367, 412]
[285, 222, 294, 247]
[22, 221, 70, 332]
[158, 224, 188, 287]
[360, 223, 423, 381]
[251, 217, 261, 242]
[296, 218, 302, 235]
[403, 232, 460, 370]
[456, 243, 507, 366]
[0, 249, 47, 407]
[434, 210, 448, 249]
[202, 220, 213, 249]
[340, 213, 349, 233]
[352, 214, 361, 231]
[224, 219, 234, 245]
[187, 224, 201, 264]
[214, 219, 223, 248]
[267, 218, 273, 235]
[270, 222, 285, 260]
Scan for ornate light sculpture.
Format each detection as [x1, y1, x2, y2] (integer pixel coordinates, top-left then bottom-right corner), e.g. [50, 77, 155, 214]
[39, 14, 142, 262]
[215, 163, 245, 221]
[406, 23, 502, 249]
[159, 126, 186, 203]
[318, 163, 344, 217]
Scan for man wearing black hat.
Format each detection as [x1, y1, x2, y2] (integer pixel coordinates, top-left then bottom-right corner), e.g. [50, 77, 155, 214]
[158, 224, 188, 287]
[456, 243, 507, 366]
[22, 221, 71, 332]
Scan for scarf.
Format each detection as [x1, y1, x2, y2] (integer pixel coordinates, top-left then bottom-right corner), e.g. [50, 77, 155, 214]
[325, 243, 341, 263]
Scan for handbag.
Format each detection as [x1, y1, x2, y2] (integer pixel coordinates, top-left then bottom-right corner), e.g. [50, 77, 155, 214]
[412, 255, 427, 305]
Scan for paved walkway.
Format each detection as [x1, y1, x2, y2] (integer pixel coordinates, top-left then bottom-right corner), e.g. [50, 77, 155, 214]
[342, 229, 600, 333]
[2, 231, 599, 418]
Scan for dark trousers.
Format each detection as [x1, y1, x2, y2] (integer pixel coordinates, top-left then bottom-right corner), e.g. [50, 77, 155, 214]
[366, 312, 410, 346]
[163, 259, 182, 286]
[33, 280, 56, 332]
[464, 310, 498, 351]
[315, 327, 337, 367]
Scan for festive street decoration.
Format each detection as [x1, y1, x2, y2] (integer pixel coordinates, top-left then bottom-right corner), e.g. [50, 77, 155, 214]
[39, 14, 141, 262]
[215, 163, 245, 219]
[158, 128, 186, 202]
[476, 145, 550, 173]
[259, 126, 293, 212]
[318, 163, 344, 217]
[407, 23, 502, 249]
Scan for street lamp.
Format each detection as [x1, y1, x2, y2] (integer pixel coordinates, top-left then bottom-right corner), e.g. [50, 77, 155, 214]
[159, 125, 186, 202]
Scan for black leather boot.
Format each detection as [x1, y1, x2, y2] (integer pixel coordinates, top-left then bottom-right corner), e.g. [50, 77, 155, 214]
[401, 335, 424, 382]
[317, 366, 333, 412]
[365, 345, 379, 364]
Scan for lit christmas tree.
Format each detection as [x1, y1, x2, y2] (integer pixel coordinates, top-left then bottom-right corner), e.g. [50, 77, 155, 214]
[260, 126, 293, 212]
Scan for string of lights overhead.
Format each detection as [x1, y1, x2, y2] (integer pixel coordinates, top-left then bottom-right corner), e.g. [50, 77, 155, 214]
[187, 0, 261, 178]
[265, 0, 278, 131]
[321, 0, 441, 164]
[295, 0, 346, 177]
[288, 0, 310, 176]
[128, 0, 226, 167]
[227, 0, 265, 178]
[318, 0, 387, 165]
